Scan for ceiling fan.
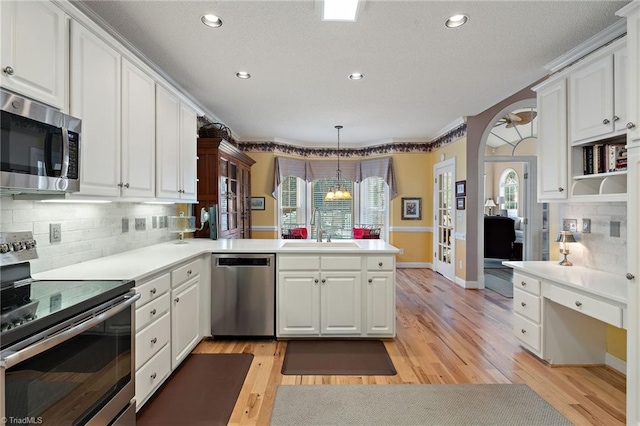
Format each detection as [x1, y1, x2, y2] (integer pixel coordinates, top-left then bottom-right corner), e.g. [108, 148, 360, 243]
[494, 111, 537, 128]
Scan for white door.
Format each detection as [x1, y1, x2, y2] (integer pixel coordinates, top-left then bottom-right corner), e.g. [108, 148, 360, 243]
[179, 102, 198, 201]
[321, 272, 361, 335]
[277, 272, 320, 336]
[171, 279, 200, 370]
[365, 271, 395, 335]
[433, 159, 455, 281]
[155, 85, 181, 199]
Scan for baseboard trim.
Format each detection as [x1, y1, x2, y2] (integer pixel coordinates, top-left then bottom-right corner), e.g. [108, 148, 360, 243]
[397, 262, 431, 269]
[605, 353, 627, 375]
[455, 277, 480, 289]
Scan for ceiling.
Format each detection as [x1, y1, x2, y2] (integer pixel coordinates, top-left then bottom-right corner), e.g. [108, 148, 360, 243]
[76, 1, 629, 147]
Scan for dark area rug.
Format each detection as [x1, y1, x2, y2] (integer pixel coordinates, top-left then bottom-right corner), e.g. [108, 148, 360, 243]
[137, 353, 253, 426]
[281, 340, 396, 376]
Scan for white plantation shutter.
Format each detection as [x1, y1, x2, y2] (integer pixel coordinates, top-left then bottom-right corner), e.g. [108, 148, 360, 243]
[279, 176, 306, 233]
[360, 176, 387, 227]
[310, 178, 354, 239]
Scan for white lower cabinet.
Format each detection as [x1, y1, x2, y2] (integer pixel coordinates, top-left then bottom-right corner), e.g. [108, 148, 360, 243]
[134, 257, 204, 411]
[512, 272, 543, 357]
[277, 254, 395, 338]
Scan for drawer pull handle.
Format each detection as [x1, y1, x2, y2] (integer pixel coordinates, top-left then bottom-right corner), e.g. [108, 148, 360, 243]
[175, 297, 180, 303]
[521, 302, 526, 307]
[627, 273, 635, 280]
[521, 329, 527, 334]
[151, 337, 157, 344]
[521, 281, 526, 286]
[603, 118, 610, 125]
[613, 115, 620, 122]
[3, 66, 15, 75]
[150, 372, 157, 380]
[558, 187, 564, 192]
[378, 262, 383, 267]
[187, 269, 192, 275]
[150, 288, 157, 295]
[368, 278, 373, 283]
[150, 309, 157, 315]
[575, 301, 582, 307]
[627, 122, 636, 130]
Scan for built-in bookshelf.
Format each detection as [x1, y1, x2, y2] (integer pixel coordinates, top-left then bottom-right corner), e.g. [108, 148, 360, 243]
[570, 136, 627, 200]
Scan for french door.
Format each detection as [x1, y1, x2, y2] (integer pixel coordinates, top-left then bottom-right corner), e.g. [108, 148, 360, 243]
[433, 159, 455, 281]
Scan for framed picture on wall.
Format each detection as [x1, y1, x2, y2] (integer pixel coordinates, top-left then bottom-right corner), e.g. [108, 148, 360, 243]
[250, 197, 265, 210]
[456, 197, 466, 210]
[401, 197, 422, 220]
[455, 180, 466, 197]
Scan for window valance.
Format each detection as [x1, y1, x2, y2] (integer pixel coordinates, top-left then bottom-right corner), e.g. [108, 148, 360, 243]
[272, 156, 398, 199]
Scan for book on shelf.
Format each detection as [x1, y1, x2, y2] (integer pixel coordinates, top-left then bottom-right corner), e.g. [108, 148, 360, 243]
[582, 143, 626, 175]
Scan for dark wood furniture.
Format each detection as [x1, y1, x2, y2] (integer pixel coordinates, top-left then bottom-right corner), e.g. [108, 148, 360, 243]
[196, 138, 255, 239]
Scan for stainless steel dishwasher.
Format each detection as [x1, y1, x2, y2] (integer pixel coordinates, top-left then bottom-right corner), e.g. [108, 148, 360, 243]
[211, 253, 275, 337]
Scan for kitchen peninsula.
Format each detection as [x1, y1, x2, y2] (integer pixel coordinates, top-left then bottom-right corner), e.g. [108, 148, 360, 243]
[33, 238, 400, 410]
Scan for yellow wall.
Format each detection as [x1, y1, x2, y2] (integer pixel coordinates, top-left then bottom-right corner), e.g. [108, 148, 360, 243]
[248, 152, 278, 233]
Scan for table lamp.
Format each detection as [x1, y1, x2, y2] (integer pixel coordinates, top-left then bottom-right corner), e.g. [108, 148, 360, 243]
[484, 198, 497, 215]
[556, 231, 576, 266]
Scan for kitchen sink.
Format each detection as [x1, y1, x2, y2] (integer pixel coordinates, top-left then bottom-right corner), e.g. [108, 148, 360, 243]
[280, 241, 360, 249]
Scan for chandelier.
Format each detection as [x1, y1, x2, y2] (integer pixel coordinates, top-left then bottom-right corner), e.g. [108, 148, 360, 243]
[325, 125, 352, 200]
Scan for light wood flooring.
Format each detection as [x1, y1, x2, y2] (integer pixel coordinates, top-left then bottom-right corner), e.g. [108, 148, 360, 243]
[192, 268, 626, 425]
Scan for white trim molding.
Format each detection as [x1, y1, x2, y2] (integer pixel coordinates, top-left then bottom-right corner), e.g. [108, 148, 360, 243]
[605, 353, 627, 375]
[390, 226, 432, 233]
[252, 226, 278, 232]
[455, 277, 480, 289]
[397, 262, 431, 269]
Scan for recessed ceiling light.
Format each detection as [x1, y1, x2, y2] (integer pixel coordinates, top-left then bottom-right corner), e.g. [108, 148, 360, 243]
[445, 14, 469, 28]
[201, 14, 223, 28]
[323, 0, 359, 21]
[348, 73, 364, 80]
[236, 71, 251, 79]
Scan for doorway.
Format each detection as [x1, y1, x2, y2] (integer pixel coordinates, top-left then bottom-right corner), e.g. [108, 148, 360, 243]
[433, 158, 455, 281]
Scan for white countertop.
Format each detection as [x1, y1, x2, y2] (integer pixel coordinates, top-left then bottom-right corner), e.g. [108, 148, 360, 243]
[503, 261, 627, 304]
[34, 238, 399, 282]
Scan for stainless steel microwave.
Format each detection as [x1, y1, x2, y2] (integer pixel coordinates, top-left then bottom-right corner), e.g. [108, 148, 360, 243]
[1, 89, 81, 194]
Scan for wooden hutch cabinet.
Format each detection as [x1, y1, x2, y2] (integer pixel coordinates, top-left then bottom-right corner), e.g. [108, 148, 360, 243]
[196, 138, 255, 239]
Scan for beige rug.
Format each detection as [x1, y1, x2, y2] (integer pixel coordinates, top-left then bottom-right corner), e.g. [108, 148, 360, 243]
[270, 384, 571, 425]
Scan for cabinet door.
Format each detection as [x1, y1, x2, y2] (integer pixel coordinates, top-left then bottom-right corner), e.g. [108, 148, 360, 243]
[180, 103, 198, 201]
[614, 48, 628, 134]
[121, 58, 155, 198]
[569, 55, 614, 142]
[365, 272, 395, 336]
[536, 79, 568, 200]
[1, 1, 67, 109]
[171, 278, 200, 370]
[70, 21, 121, 197]
[155, 85, 181, 199]
[627, 7, 640, 143]
[277, 272, 320, 336]
[320, 272, 362, 335]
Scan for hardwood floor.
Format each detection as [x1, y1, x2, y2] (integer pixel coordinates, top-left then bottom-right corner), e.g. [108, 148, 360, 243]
[192, 268, 626, 425]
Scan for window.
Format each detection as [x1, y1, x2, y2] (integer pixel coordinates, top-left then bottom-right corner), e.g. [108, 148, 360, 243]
[500, 169, 519, 214]
[278, 176, 389, 240]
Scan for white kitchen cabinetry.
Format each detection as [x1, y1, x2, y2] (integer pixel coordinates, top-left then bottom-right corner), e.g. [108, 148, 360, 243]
[512, 272, 543, 358]
[278, 254, 395, 338]
[534, 77, 568, 201]
[120, 58, 156, 198]
[365, 256, 396, 335]
[156, 85, 198, 202]
[1, 1, 67, 109]
[133, 273, 171, 411]
[70, 20, 121, 197]
[170, 258, 201, 369]
[569, 41, 627, 143]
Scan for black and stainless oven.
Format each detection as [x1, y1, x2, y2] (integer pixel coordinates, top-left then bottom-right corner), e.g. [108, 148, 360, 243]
[0, 232, 139, 426]
[1, 88, 80, 194]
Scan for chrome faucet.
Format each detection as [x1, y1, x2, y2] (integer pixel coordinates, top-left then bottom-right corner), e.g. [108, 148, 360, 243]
[310, 207, 324, 242]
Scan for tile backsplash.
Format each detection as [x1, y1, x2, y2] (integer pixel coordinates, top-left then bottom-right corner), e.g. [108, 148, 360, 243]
[0, 195, 177, 274]
[556, 202, 626, 275]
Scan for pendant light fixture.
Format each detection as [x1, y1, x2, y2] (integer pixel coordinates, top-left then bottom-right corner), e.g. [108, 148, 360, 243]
[325, 125, 352, 200]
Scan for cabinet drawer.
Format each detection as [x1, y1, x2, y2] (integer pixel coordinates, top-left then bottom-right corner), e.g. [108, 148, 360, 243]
[136, 292, 170, 332]
[513, 272, 541, 296]
[513, 314, 541, 352]
[278, 256, 320, 270]
[135, 273, 170, 307]
[513, 288, 541, 323]
[171, 258, 201, 288]
[547, 284, 623, 327]
[321, 256, 362, 270]
[366, 256, 395, 271]
[136, 343, 171, 410]
[135, 311, 170, 369]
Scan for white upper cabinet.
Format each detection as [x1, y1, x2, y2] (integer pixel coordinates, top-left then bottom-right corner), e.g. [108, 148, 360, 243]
[1, 1, 67, 110]
[534, 77, 568, 201]
[156, 84, 198, 202]
[620, 4, 640, 144]
[569, 41, 627, 144]
[121, 58, 155, 199]
[70, 20, 122, 197]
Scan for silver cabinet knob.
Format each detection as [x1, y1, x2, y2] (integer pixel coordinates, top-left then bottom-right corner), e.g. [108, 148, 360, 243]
[314, 279, 319, 283]
[175, 297, 180, 303]
[521, 302, 526, 307]
[368, 278, 373, 283]
[627, 273, 635, 280]
[575, 301, 582, 307]
[521, 281, 526, 286]
[378, 262, 383, 267]
[187, 269, 192, 275]
[321, 279, 326, 284]
[124, 183, 130, 188]
[117, 182, 123, 188]
[3, 66, 14, 75]
[150, 309, 157, 315]
[613, 115, 620, 122]
[628, 122, 637, 130]
[521, 329, 527, 334]
[558, 187, 564, 192]
[603, 118, 610, 125]
[150, 372, 157, 380]
[150, 288, 157, 295]
[151, 337, 157, 344]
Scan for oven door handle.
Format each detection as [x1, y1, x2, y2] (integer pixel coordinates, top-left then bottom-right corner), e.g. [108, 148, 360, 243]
[1, 291, 140, 369]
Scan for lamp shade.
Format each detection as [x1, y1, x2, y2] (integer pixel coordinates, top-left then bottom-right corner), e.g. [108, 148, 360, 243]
[555, 231, 576, 243]
[484, 198, 497, 208]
